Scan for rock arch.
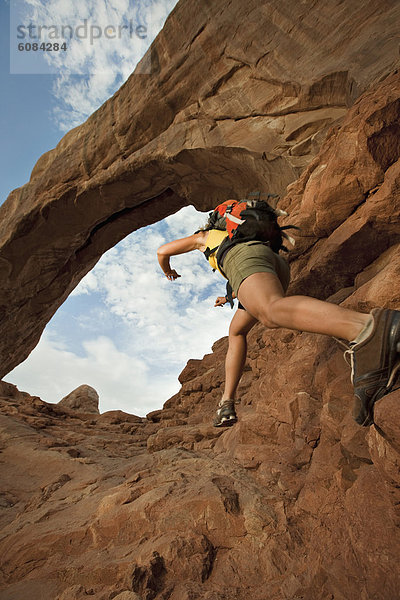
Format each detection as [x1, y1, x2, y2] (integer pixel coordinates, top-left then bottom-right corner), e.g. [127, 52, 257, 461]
[1, 0, 399, 377]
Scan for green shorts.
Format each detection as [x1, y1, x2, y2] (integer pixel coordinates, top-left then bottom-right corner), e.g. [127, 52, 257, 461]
[222, 242, 290, 296]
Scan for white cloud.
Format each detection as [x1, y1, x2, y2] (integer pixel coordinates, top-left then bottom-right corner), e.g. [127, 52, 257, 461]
[17, 0, 179, 130]
[7, 331, 177, 416]
[8, 207, 235, 416]
[73, 206, 233, 365]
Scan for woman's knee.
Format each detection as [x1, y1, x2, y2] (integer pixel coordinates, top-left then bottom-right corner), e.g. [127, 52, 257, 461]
[259, 314, 279, 329]
[228, 309, 257, 337]
[256, 300, 281, 329]
[229, 322, 247, 338]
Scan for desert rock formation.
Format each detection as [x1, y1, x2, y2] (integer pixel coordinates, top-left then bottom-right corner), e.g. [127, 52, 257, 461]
[1, 331, 400, 599]
[1, 0, 400, 598]
[58, 385, 100, 414]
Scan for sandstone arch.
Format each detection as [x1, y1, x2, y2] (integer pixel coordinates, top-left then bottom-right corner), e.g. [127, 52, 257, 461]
[1, 0, 400, 377]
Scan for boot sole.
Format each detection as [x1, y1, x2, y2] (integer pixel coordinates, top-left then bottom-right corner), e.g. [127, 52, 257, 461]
[213, 416, 237, 428]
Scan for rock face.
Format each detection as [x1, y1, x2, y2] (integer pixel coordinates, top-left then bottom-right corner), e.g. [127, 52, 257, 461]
[0, 0, 400, 377]
[58, 385, 100, 414]
[1, 0, 400, 598]
[1, 332, 400, 599]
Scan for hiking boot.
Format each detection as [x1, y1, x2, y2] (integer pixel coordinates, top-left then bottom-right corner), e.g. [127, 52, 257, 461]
[213, 399, 237, 427]
[345, 308, 400, 426]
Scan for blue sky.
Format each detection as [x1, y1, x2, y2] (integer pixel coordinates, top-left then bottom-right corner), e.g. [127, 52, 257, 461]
[0, 1, 61, 205]
[1, 0, 233, 415]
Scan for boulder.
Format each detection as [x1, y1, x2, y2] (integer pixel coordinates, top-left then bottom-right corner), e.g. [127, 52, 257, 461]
[58, 385, 100, 414]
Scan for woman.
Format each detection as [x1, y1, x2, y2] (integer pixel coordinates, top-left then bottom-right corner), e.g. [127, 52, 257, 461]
[157, 221, 400, 428]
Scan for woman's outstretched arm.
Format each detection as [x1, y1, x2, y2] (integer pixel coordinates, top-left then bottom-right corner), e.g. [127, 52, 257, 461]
[157, 231, 207, 280]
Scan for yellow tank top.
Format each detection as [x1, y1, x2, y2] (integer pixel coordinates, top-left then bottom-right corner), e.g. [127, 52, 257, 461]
[204, 229, 229, 277]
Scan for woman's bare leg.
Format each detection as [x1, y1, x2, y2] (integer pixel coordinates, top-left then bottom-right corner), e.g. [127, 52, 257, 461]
[221, 308, 257, 401]
[237, 272, 370, 342]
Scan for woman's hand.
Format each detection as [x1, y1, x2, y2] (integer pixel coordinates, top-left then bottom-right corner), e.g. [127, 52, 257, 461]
[214, 296, 227, 307]
[165, 269, 181, 281]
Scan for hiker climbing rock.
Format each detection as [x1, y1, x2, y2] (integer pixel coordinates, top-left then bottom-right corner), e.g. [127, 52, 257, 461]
[157, 195, 400, 428]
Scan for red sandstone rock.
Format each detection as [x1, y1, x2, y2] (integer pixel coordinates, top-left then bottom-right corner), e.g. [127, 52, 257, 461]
[58, 384, 100, 414]
[2, 323, 400, 599]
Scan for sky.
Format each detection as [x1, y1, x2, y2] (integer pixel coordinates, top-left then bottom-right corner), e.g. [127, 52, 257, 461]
[0, 0, 233, 416]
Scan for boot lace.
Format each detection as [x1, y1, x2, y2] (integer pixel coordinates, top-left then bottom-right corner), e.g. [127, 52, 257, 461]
[343, 347, 355, 383]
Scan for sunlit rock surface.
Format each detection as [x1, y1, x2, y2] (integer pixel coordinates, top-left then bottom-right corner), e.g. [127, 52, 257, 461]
[1, 335, 400, 599]
[1, 0, 400, 598]
[58, 385, 100, 414]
